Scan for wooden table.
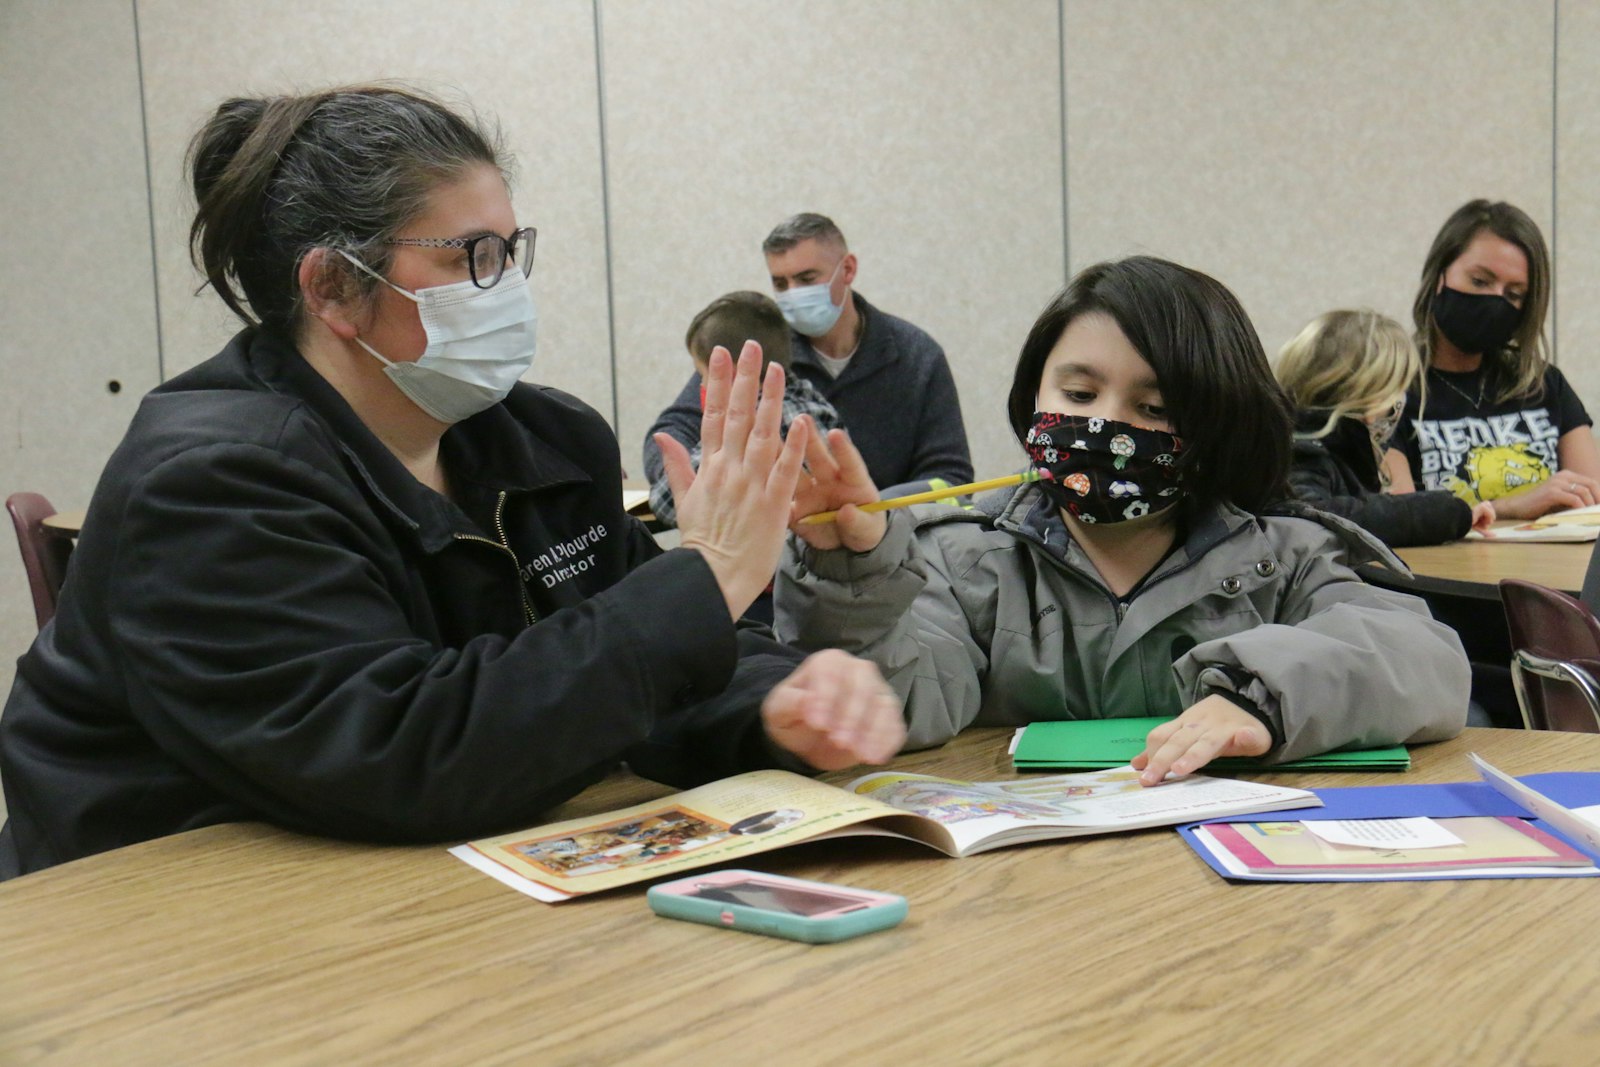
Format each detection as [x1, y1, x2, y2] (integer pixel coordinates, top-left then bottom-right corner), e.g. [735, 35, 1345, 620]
[1392, 537, 1593, 599]
[2, 727, 1597, 1065]
[39, 509, 84, 538]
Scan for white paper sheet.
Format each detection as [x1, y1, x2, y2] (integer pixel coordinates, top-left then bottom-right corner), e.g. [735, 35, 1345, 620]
[1303, 817, 1463, 850]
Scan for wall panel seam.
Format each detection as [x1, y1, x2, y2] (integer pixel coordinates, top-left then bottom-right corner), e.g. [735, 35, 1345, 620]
[592, 0, 620, 431]
[131, 0, 166, 381]
[1552, 0, 1560, 363]
[1058, 0, 1069, 280]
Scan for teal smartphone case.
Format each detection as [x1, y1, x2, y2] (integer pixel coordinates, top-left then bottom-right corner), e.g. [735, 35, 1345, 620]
[647, 880, 907, 943]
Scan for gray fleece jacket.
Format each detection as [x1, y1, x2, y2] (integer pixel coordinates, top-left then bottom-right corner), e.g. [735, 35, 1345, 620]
[775, 483, 1468, 760]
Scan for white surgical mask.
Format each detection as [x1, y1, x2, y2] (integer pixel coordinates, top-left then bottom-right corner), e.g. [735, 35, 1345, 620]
[774, 258, 847, 338]
[342, 251, 538, 424]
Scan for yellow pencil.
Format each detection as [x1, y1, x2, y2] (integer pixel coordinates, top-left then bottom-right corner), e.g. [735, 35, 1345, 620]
[798, 470, 1051, 525]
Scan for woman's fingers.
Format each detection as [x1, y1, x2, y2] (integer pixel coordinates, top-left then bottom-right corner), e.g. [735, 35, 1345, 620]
[743, 358, 787, 471]
[716, 342, 765, 463]
[699, 346, 733, 456]
[655, 433, 696, 509]
[1550, 472, 1600, 511]
[671, 343, 812, 619]
[769, 411, 809, 501]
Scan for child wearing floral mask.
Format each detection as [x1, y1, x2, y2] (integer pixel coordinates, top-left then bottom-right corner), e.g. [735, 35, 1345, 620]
[776, 256, 1469, 784]
[1278, 309, 1494, 546]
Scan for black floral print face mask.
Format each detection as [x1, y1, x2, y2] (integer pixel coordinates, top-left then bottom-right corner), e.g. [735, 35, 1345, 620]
[1024, 412, 1185, 524]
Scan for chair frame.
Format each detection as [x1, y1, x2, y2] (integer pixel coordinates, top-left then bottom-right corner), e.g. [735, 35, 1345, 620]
[1510, 650, 1600, 732]
[6, 491, 74, 631]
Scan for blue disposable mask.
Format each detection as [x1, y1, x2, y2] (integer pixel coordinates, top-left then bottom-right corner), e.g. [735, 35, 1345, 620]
[342, 252, 538, 424]
[775, 258, 847, 338]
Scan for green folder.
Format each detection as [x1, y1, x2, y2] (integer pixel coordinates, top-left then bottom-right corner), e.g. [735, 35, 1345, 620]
[1011, 716, 1410, 772]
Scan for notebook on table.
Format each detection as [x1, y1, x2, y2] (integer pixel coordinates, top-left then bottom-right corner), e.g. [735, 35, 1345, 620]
[1010, 717, 1410, 772]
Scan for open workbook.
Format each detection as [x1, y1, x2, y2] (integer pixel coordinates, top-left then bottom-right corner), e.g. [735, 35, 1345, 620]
[453, 766, 1320, 902]
[1467, 502, 1600, 542]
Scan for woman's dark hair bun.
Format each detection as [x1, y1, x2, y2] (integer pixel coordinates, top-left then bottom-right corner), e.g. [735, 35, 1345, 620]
[188, 97, 269, 206]
[185, 86, 505, 332]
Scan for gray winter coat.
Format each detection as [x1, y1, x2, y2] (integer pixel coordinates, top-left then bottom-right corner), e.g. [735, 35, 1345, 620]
[775, 483, 1468, 760]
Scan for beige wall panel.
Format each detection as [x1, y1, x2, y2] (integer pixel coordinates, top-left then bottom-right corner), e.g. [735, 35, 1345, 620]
[0, 1, 159, 700]
[136, 0, 613, 414]
[602, 0, 1064, 483]
[1556, 3, 1600, 409]
[1064, 0, 1554, 367]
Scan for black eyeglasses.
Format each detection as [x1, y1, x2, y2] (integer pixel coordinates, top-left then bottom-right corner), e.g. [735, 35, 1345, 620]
[387, 226, 537, 289]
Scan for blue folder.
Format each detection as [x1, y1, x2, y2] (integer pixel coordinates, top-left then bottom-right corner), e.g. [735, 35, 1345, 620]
[1178, 772, 1600, 882]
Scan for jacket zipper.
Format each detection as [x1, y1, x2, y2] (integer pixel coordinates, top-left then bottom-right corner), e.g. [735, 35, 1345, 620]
[452, 491, 538, 627]
[1012, 512, 1259, 625]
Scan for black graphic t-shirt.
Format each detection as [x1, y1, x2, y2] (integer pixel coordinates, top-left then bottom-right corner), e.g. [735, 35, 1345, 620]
[1395, 364, 1592, 504]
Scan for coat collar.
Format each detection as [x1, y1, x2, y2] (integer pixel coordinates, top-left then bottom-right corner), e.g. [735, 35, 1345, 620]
[244, 328, 591, 551]
[1294, 408, 1382, 491]
[920, 478, 1412, 671]
[787, 292, 899, 383]
[978, 480, 1409, 581]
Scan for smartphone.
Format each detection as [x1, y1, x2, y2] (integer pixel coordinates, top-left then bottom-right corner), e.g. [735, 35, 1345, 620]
[647, 870, 907, 943]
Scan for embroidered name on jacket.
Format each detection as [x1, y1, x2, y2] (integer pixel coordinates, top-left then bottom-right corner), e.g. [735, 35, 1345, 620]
[522, 523, 607, 588]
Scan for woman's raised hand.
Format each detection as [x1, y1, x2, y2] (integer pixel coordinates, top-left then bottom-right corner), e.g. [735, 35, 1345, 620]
[790, 427, 887, 553]
[657, 343, 808, 620]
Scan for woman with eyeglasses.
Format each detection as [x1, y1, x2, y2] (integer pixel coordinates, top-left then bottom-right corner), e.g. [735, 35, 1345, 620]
[0, 86, 903, 878]
[1381, 199, 1600, 520]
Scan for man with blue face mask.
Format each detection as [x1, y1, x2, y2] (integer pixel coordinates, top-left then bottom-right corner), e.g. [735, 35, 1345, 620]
[645, 213, 973, 504]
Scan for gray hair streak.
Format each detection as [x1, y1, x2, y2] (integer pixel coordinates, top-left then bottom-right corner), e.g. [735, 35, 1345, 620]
[188, 84, 509, 332]
[762, 212, 847, 256]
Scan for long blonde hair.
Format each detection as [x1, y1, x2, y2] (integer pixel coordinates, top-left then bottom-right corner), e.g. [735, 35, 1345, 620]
[1277, 309, 1422, 438]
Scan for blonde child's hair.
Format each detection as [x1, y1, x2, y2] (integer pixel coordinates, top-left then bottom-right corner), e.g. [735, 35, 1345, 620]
[1276, 309, 1423, 440]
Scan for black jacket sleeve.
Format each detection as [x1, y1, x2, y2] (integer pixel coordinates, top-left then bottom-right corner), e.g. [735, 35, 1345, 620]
[616, 520, 807, 785]
[1288, 446, 1471, 547]
[107, 438, 795, 844]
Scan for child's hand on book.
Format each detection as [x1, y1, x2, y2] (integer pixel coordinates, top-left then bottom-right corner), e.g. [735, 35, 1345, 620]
[1130, 695, 1272, 786]
[761, 649, 906, 770]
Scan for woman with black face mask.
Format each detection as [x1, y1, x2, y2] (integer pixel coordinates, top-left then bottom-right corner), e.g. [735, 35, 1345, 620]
[1382, 200, 1600, 520]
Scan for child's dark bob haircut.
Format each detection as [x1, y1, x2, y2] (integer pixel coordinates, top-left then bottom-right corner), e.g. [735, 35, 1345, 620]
[1006, 256, 1292, 515]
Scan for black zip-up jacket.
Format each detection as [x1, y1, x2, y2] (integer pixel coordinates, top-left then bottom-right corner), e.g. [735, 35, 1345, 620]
[0, 328, 804, 877]
[1288, 409, 1471, 548]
